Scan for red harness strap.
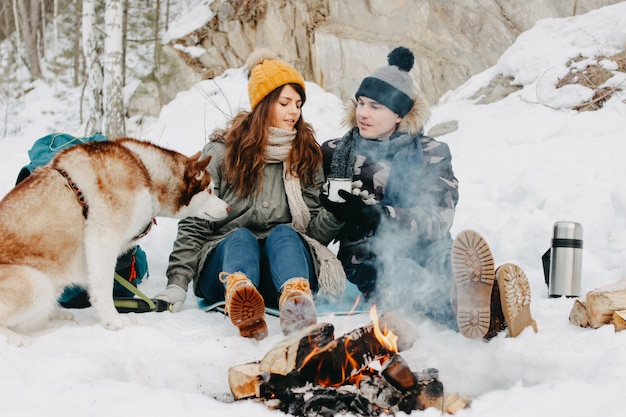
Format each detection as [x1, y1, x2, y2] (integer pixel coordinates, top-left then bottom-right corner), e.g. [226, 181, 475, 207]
[56, 168, 89, 219]
[55, 168, 156, 239]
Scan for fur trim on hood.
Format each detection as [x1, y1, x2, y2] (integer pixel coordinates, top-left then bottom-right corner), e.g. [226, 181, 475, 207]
[344, 92, 431, 135]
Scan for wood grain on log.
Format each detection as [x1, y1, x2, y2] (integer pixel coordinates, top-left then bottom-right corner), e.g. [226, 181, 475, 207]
[228, 361, 266, 400]
[610, 310, 626, 332]
[259, 322, 335, 376]
[569, 299, 590, 327]
[586, 286, 626, 328]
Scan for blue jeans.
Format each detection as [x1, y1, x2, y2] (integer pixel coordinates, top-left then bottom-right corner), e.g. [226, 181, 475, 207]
[197, 224, 316, 308]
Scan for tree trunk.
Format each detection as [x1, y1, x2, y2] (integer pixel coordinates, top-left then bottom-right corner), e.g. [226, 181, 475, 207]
[72, 0, 81, 87]
[164, 0, 170, 31]
[16, 0, 42, 79]
[103, 0, 125, 138]
[82, 0, 103, 134]
[12, 0, 22, 69]
[53, 0, 58, 56]
[122, 0, 128, 86]
[153, 0, 160, 69]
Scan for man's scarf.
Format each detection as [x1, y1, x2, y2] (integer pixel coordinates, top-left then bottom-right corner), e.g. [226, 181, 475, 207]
[328, 127, 424, 207]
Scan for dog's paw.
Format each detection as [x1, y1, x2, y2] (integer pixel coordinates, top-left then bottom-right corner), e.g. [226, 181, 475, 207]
[102, 314, 135, 330]
[0, 327, 31, 347]
[51, 310, 74, 321]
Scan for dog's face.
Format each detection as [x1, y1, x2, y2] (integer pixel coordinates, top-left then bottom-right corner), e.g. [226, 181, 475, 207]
[176, 153, 231, 221]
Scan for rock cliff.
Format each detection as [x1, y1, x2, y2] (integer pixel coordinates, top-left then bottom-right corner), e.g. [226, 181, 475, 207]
[128, 0, 621, 117]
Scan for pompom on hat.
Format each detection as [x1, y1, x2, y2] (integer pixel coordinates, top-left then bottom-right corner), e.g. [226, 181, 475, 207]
[355, 46, 416, 117]
[246, 48, 306, 111]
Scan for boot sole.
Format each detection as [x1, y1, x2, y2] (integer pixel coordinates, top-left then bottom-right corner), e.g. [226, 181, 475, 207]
[280, 295, 317, 335]
[451, 230, 495, 339]
[229, 285, 268, 340]
[496, 263, 538, 337]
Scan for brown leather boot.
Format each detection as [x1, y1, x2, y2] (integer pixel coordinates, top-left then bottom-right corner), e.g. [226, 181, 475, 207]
[451, 230, 495, 339]
[483, 277, 507, 340]
[495, 263, 538, 337]
[219, 272, 268, 340]
[278, 278, 317, 335]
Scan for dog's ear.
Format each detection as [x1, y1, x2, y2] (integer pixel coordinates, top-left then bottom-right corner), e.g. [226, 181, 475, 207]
[185, 153, 212, 178]
[181, 154, 214, 206]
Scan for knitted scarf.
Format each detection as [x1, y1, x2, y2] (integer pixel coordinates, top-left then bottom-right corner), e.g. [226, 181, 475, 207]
[328, 127, 424, 207]
[265, 127, 346, 295]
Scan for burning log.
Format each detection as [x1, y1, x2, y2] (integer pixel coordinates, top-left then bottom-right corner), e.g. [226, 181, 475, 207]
[297, 310, 417, 387]
[227, 309, 470, 415]
[260, 322, 335, 376]
[261, 309, 418, 386]
[261, 355, 444, 416]
[230, 322, 335, 400]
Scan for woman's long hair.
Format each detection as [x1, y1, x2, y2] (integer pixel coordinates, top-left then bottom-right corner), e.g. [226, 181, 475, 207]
[215, 83, 322, 197]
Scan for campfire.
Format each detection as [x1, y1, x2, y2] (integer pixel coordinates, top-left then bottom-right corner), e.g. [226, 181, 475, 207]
[228, 307, 470, 416]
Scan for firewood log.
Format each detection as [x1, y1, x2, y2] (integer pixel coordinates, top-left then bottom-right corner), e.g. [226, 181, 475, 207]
[297, 312, 419, 387]
[610, 310, 626, 332]
[228, 361, 265, 400]
[414, 368, 444, 411]
[584, 279, 626, 328]
[259, 322, 335, 376]
[443, 392, 472, 414]
[569, 299, 590, 327]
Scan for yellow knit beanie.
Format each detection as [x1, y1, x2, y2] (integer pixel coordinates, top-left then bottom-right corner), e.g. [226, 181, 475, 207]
[246, 48, 305, 111]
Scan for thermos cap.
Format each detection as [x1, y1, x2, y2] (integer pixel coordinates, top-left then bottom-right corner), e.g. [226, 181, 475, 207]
[553, 221, 583, 240]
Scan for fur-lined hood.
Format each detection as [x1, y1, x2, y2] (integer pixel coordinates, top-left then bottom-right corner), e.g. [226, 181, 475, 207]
[344, 92, 431, 135]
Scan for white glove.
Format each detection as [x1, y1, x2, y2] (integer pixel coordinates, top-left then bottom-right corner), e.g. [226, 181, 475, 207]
[154, 284, 187, 312]
[351, 180, 377, 205]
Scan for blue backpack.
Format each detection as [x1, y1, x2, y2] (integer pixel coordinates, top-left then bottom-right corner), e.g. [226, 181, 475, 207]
[17, 132, 153, 312]
[17, 132, 109, 184]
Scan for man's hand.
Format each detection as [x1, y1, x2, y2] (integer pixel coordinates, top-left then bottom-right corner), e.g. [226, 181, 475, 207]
[322, 189, 388, 230]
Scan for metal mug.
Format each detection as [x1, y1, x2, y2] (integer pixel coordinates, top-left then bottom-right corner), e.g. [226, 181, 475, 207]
[548, 221, 583, 298]
[326, 178, 352, 203]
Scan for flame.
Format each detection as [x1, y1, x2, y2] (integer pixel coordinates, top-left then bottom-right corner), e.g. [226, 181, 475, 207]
[298, 305, 399, 388]
[369, 305, 398, 354]
[313, 336, 361, 387]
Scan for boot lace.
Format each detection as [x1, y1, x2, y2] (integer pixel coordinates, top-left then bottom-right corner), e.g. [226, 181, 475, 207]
[279, 278, 311, 308]
[219, 272, 250, 314]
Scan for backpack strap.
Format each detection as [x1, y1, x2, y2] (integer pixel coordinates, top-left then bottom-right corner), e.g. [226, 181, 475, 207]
[113, 272, 157, 312]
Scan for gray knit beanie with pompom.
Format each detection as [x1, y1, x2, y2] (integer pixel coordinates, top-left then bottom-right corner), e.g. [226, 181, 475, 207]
[355, 46, 416, 117]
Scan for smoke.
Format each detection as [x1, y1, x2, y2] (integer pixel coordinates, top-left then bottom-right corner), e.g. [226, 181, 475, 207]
[370, 212, 456, 329]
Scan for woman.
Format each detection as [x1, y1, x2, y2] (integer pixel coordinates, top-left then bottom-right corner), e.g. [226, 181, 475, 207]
[155, 49, 345, 339]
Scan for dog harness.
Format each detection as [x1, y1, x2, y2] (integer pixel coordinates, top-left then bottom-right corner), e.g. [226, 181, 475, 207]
[56, 168, 89, 218]
[55, 168, 156, 240]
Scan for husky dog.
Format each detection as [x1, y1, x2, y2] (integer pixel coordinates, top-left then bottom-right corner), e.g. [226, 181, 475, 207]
[0, 137, 230, 345]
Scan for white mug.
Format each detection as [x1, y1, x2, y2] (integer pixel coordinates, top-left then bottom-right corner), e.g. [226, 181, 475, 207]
[326, 178, 352, 202]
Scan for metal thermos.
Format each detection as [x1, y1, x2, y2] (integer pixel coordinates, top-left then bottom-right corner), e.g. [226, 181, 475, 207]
[548, 221, 583, 298]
